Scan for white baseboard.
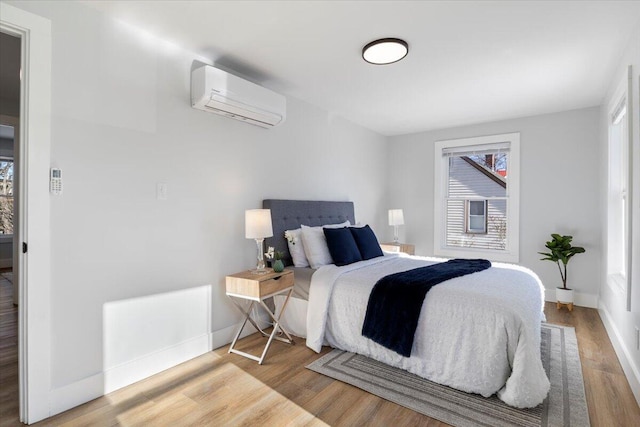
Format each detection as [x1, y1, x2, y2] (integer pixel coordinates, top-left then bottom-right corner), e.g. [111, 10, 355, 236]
[544, 289, 599, 308]
[103, 333, 211, 394]
[49, 371, 104, 417]
[598, 303, 640, 406]
[49, 318, 270, 418]
[50, 333, 211, 417]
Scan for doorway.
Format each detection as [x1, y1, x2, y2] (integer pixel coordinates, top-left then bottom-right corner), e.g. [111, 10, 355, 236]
[1, 3, 52, 423]
[0, 30, 21, 424]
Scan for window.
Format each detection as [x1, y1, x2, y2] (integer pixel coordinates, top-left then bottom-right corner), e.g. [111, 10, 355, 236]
[434, 133, 520, 262]
[0, 157, 13, 236]
[466, 200, 487, 233]
[606, 69, 631, 304]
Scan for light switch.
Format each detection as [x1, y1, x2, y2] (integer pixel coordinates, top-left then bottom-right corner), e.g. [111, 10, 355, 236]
[156, 183, 167, 200]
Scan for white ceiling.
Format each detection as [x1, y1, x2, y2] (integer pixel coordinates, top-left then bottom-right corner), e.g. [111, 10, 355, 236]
[84, 1, 640, 136]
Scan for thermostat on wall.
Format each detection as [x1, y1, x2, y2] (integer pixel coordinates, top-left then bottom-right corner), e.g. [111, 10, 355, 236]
[50, 168, 63, 195]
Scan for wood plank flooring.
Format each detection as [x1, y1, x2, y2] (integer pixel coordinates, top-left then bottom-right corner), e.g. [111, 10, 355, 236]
[545, 304, 640, 426]
[1, 273, 639, 426]
[0, 270, 18, 427]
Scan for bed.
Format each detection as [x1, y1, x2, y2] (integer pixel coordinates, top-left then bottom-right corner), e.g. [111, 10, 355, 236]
[263, 199, 550, 408]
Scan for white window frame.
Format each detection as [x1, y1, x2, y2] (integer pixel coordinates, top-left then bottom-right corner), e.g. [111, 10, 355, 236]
[434, 133, 520, 262]
[465, 199, 487, 234]
[606, 66, 632, 308]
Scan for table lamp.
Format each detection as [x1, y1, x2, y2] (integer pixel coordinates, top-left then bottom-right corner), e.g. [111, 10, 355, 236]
[245, 209, 274, 274]
[388, 209, 404, 243]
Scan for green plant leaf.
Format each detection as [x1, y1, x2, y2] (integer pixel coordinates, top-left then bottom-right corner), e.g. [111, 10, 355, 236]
[540, 233, 585, 284]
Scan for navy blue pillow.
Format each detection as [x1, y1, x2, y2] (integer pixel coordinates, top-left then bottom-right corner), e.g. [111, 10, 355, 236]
[350, 225, 384, 260]
[323, 227, 363, 266]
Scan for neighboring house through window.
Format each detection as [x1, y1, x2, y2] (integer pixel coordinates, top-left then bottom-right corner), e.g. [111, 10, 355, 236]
[434, 133, 520, 262]
[0, 157, 13, 236]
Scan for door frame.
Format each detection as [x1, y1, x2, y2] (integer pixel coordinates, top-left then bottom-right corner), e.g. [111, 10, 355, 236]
[0, 3, 52, 423]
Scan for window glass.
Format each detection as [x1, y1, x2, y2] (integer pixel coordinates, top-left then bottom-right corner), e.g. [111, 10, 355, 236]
[446, 152, 506, 247]
[0, 159, 13, 235]
[607, 95, 628, 289]
[467, 200, 487, 233]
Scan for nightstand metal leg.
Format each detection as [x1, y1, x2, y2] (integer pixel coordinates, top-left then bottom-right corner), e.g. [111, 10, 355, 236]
[227, 288, 295, 364]
[258, 326, 279, 364]
[258, 288, 294, 343]
[276, 288, 294, 340]
[228, 300, 254, 353]
[228, 298, 270, 338]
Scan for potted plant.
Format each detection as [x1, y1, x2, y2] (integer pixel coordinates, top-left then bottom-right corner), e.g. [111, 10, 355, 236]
[538, 234, 585, 309]
[265, 247, 285, 273]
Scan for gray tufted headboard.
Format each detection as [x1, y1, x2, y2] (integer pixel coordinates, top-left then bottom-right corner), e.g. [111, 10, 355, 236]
[263, 199, 355, 266]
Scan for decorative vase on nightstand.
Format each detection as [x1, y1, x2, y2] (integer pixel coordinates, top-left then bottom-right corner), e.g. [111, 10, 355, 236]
[272, 259, 284, 273]
[266, 247, 285, 273]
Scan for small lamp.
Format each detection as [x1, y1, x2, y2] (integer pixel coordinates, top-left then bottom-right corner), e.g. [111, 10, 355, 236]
[245, 209, 273, 274]
[388, 209, 404, 243]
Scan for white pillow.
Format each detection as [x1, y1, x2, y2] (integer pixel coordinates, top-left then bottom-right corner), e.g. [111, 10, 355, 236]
[284, 228, 309, 268]
[300, 221, 351, 269]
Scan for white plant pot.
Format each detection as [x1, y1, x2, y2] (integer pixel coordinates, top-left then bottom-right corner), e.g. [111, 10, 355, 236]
[556, 287, 574, 304]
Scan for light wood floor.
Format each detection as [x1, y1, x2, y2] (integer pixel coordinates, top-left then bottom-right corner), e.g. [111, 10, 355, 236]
[0, 270, 18, 427]
[1, 275, 639, 426]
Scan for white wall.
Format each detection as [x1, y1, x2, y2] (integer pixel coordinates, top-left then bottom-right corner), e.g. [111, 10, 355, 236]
[598, 21, 640, 404]
[388, 107, 602, 307]
[9, 0, 388, 416]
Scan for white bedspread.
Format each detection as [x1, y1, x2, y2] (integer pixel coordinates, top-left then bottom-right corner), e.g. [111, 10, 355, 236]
[306, 254, 551, 408]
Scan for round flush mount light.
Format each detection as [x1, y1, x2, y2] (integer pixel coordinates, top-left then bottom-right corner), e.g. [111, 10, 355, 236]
[362, 38, 409, 65]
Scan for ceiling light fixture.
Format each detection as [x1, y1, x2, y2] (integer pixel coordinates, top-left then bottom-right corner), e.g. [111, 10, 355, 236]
[362, 38, 409, 65]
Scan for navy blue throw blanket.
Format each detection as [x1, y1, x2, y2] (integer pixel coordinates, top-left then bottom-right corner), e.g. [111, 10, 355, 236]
[362, 258, 491, 357]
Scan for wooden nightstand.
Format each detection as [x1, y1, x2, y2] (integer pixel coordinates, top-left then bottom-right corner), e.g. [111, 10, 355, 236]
[380, 242, 415, 255]
[225, 269, 295, 364]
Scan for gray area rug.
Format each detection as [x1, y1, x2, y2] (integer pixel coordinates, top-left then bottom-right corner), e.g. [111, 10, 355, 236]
[307, 323, 589, 427]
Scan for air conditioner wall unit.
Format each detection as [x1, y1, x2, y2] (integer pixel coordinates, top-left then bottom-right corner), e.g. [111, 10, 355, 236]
[191, 65, 286, 128]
